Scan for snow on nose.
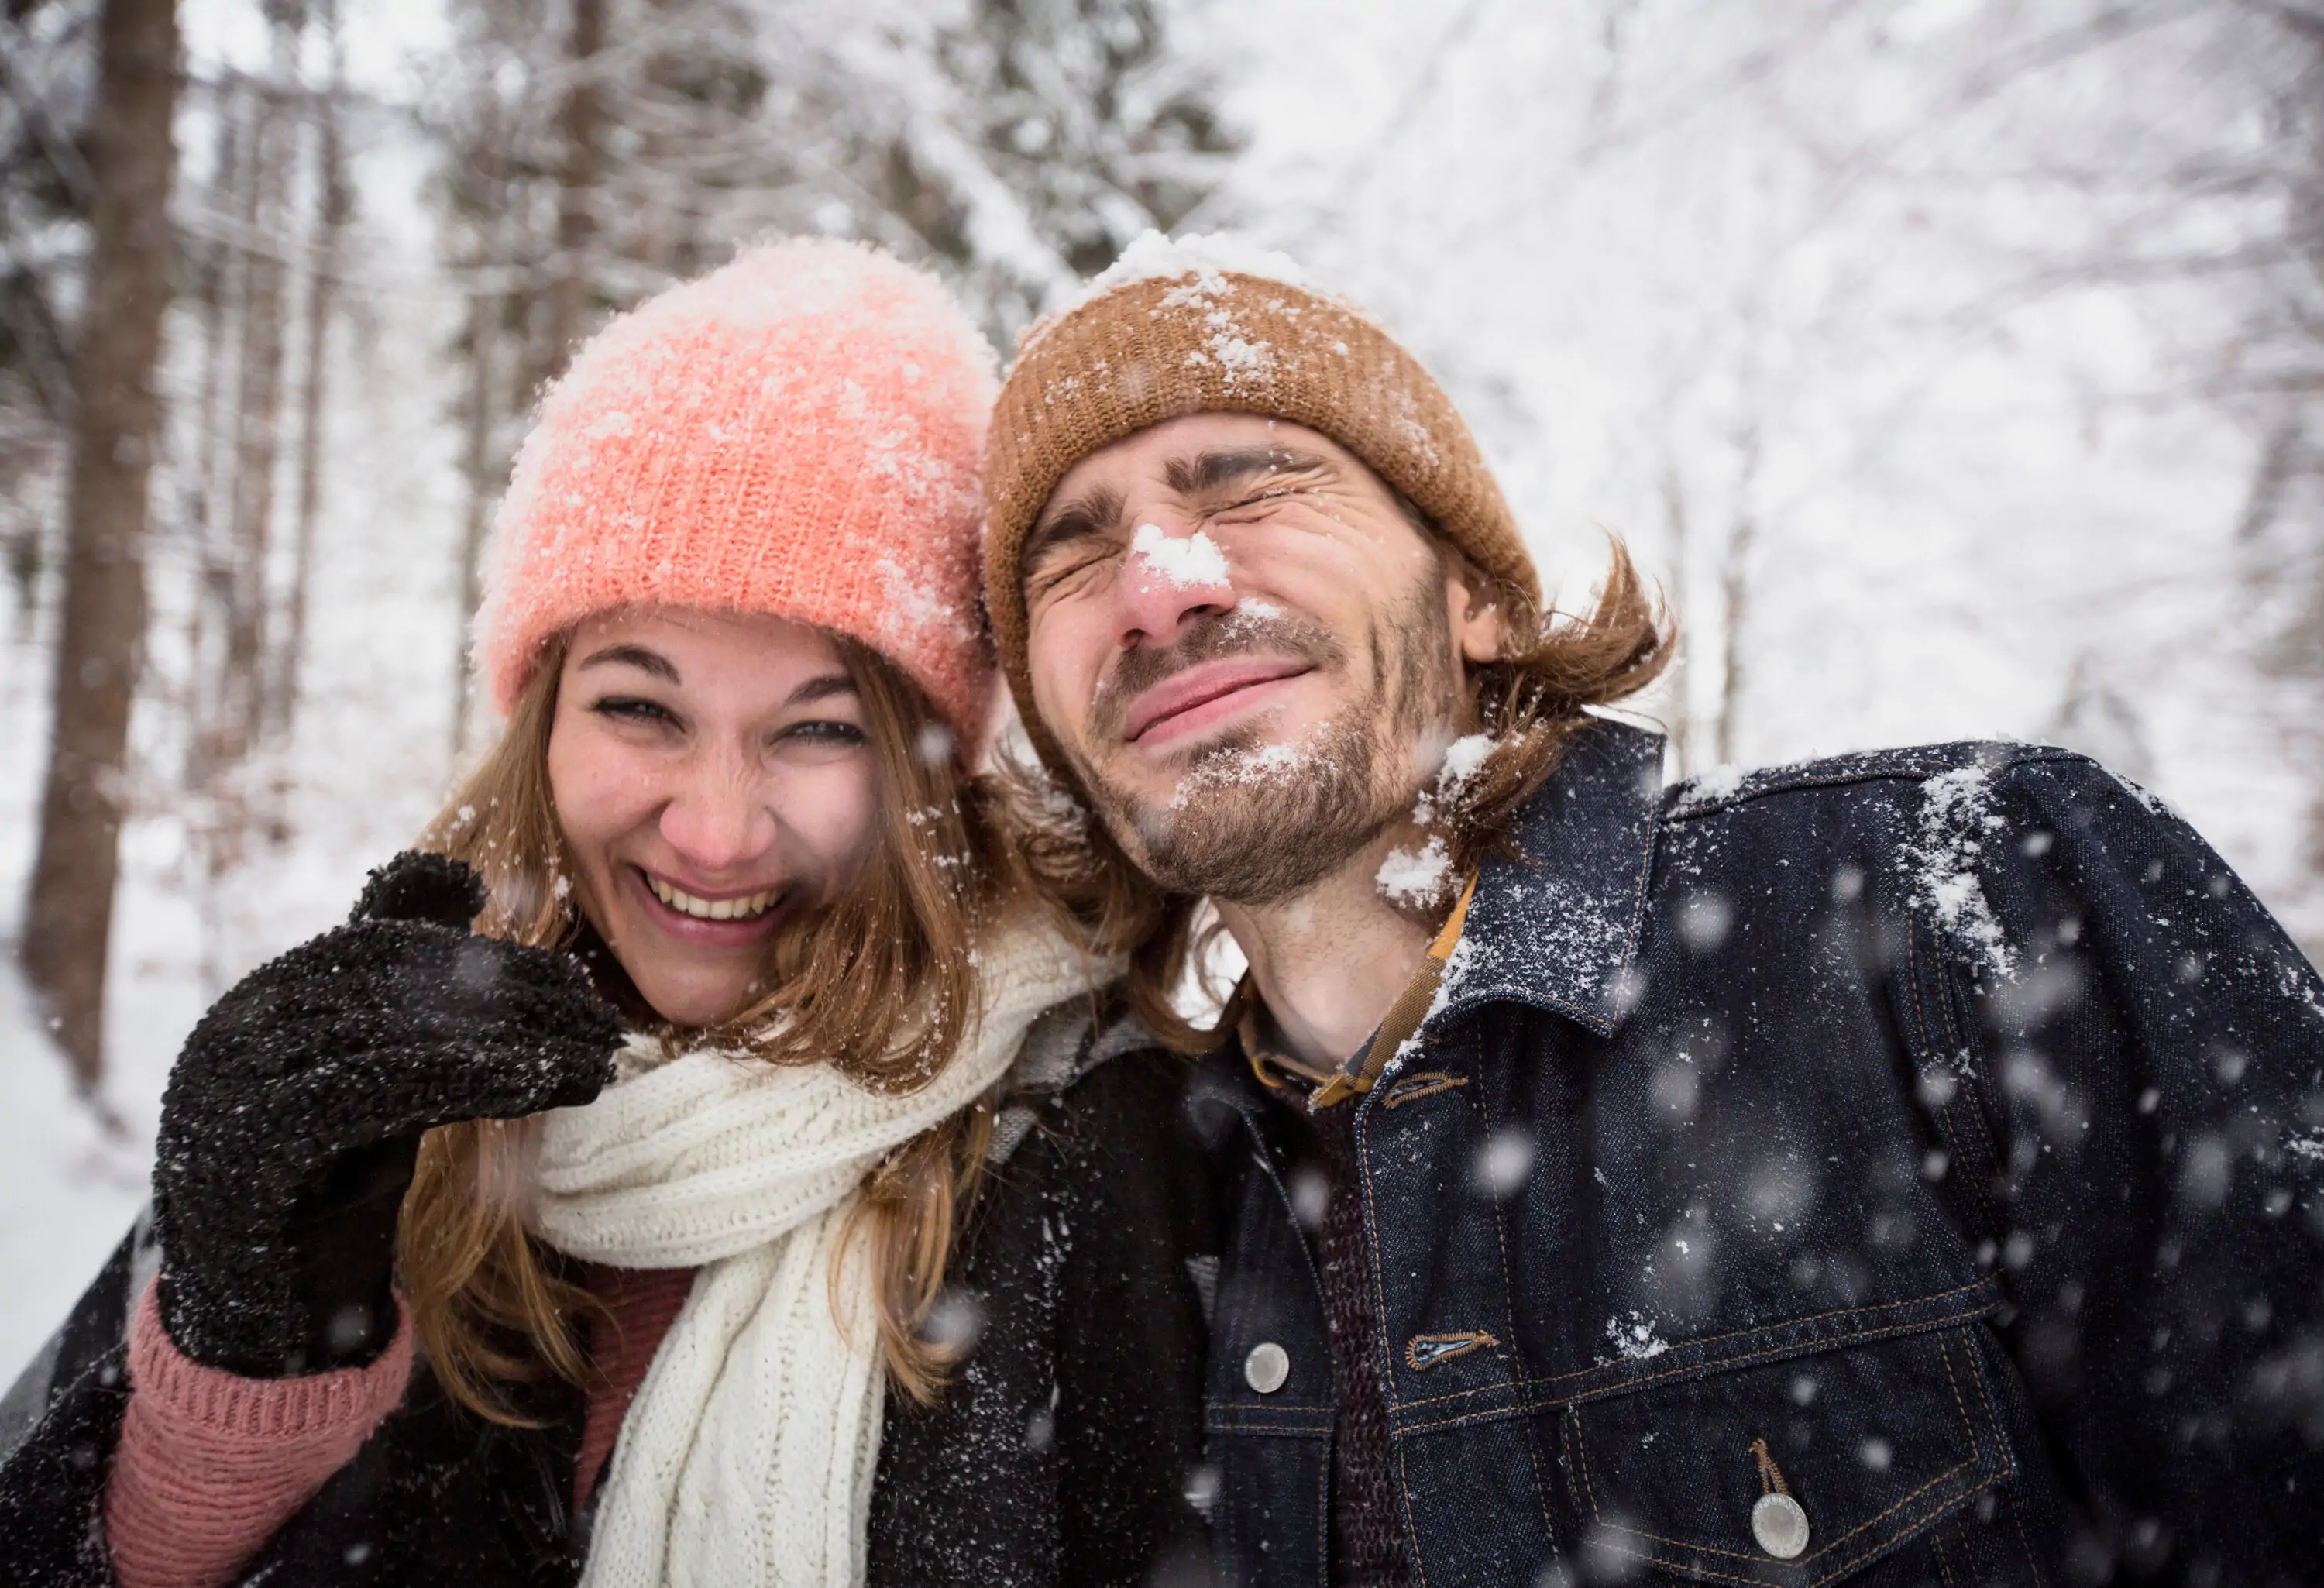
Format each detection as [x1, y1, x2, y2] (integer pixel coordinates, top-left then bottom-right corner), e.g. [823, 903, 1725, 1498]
[1128, 522, 1230, 590]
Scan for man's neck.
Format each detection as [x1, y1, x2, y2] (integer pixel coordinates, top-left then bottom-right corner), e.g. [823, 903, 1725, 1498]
[1215, 820, 1445, 1073]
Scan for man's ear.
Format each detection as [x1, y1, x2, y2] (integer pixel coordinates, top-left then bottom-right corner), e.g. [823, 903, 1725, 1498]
[1446, 558, 1506, 665]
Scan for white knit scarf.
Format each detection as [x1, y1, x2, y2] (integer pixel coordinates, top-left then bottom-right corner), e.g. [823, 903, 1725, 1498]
[528, 918, 1113, 1588]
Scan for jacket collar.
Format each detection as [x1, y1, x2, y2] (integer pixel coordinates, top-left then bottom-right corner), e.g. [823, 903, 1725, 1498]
[1440, 717, 1665, 1037]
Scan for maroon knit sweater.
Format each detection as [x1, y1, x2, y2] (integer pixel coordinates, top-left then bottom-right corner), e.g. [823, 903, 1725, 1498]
[105, 1266, 693, 1588]
[1284, 1096, 1417, 1588]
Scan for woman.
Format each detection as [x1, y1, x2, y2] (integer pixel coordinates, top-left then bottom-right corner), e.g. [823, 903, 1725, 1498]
[0, 242, 1212, 1586]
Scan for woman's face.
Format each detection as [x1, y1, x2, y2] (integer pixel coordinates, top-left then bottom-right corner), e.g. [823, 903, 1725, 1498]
[547, 607, 882, 1028]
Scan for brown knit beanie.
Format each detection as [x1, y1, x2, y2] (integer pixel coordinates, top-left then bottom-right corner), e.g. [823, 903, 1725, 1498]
[984, 235, 1537, 770]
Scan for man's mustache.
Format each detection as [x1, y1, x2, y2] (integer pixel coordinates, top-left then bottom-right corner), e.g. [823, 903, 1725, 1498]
[1089, 606, 1346, 744]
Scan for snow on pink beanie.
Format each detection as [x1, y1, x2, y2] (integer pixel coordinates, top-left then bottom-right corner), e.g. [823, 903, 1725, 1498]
[473, 239, 1001, 747]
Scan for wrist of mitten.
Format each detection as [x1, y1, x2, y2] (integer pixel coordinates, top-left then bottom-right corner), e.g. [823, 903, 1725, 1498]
[110, 1278, 411, 1588]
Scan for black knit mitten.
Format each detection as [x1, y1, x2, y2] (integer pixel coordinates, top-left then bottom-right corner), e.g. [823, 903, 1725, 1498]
[152, 851, 622, 1377]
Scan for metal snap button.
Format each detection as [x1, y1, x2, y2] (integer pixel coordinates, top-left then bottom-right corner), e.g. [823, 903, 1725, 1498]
[1751, 1492, 1810, 1559]
[1243, 1342, 1291, 1394]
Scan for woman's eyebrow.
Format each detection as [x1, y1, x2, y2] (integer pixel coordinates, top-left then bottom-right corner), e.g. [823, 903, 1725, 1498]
[786, 672, 858, 706]
[577, 643, 679, 682]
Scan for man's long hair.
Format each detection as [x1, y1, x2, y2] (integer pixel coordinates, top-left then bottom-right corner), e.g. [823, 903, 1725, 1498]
[1004, 531, 1673, 1051]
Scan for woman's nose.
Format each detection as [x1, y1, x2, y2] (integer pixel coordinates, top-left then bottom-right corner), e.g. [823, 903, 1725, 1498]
[656, 758, 777, 874]
[1114, 518, 1235, 646]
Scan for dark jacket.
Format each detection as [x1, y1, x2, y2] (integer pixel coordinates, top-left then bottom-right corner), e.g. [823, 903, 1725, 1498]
[0, 1000, 1215, 1587]
[1194, 721, 2324, 1588]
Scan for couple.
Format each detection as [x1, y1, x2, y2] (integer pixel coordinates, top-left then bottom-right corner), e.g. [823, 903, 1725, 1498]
[2, 235, 2319, 1587]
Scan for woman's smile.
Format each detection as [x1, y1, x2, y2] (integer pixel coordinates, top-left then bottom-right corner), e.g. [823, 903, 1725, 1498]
[628, 864, 796, 947]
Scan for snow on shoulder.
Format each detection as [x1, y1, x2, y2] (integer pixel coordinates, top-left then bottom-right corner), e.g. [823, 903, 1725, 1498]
[1903, 764, 2018, 981]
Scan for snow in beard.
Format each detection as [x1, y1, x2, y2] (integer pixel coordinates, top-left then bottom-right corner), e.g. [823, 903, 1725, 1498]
[1165, 715, 1345, 813]
[1375, 730, 1497, 908]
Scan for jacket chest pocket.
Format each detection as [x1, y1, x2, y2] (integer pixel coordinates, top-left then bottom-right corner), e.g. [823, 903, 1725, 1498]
[1559, 1323, 2016, 1587]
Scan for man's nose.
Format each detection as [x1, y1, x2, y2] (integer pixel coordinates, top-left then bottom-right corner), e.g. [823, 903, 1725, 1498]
[658, 754, 778, 874]
[1114, 517, 1235, 646]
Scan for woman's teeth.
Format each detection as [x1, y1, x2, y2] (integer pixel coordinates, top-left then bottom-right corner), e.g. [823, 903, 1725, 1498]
[646, 875, 779, 922]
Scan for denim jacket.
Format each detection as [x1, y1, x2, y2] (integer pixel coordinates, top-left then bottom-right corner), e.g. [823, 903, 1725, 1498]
[1191, 720, 2324, 1588]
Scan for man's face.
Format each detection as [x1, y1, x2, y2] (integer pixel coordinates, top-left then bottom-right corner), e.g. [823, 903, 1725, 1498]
[1020, 414, 1501, 906]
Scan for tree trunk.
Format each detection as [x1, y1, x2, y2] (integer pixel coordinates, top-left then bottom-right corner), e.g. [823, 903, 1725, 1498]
[20, 0, 180, 1097]
[448, 93, 512, 760]
[270, 2, 349, 747]
[540, 0, 603, 376]
[180, 78, 243, 796]
[212, 26, 297, 780]
[1712, 421, 1762, 770]
[1657, 460, 1692, 776]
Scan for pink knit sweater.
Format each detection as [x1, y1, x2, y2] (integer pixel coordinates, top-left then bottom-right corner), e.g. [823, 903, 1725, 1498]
[105, 1269, 695, 1588]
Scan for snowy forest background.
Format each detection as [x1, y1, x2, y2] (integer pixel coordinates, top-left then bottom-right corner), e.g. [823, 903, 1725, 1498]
[7, 0, 2324, 1376]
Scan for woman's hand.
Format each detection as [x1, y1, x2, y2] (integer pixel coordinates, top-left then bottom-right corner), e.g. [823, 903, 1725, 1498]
[151, 851, 622, 1377]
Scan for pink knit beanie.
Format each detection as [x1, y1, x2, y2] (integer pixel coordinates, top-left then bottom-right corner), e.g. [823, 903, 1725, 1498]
[473, 239, 1001, 747]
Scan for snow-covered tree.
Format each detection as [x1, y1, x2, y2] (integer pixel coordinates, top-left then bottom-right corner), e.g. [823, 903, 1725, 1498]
[0, 0, 100, 619]
[897, 0, 1239, 339]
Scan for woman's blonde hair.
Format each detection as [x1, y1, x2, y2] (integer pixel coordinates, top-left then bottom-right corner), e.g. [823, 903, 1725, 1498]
[397, 629, 1008, 1422]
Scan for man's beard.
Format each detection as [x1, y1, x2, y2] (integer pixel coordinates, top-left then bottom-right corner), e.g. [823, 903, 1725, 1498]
[1071, 578, 1459, 908]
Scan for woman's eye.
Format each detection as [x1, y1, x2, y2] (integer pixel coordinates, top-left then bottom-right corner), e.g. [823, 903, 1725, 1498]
[783, 720, 868, 747]
[591, 696, 676, 726]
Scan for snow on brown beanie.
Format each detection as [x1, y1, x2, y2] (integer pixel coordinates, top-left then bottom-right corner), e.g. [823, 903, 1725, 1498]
[983, 234, 1538, 772]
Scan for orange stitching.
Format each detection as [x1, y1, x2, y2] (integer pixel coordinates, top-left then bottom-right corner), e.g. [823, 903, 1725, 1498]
[1909, 923, 1989, 1232]
[1394, 1278, 1996, 1411]
[1581, 1535, 1777, 1588]
[1395, 1410, 1432, 1588]
[1931, 1518, 1961, 1588]
[1970, 1347, 2052, 1588]
[1380, 1071, 1469, 1109]
[1475, 1063, 1559, 1538]
[1593, 1492, 1988, 1588]
[1394, 1296, 1999, 1425]
[1937, 1335, 1978, 1465]
[1569, 1408, 1603, 1521]
[1356, 1104, 1401, 1410]
[1906, 923, 1980, 1218]
[1316, 1404, 1335, 1585]
[1406, 1331, 1501, 1370]
[1962, 1330, 2018, 1482]
[1595, 1486, 1994, 1588]
[1558, 1330, 1992, 1576]
[1923, 924, 2007, 1220]
[1361, 1095, 1431, 1587]
[2009, 1486, 2051, 1588]
[1594, 1455, 1976, 1567]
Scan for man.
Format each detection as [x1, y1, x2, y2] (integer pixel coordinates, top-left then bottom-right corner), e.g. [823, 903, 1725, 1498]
[981, 238, 2324, 1588]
